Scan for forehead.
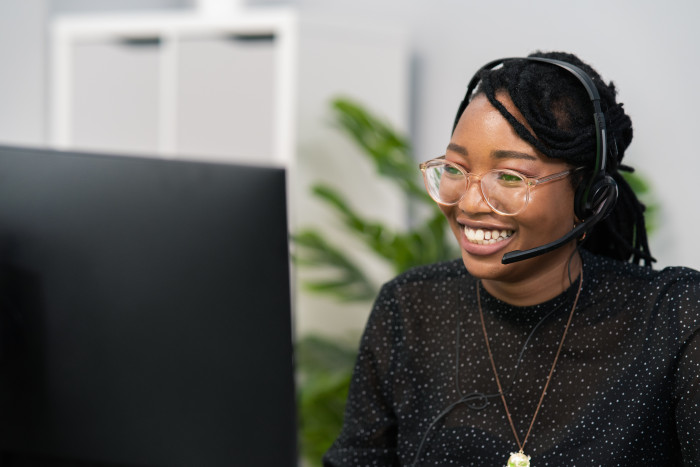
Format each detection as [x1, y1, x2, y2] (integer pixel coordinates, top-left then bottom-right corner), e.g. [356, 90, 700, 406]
[451, 93, 543, 159]
[459, 91, 534, 135]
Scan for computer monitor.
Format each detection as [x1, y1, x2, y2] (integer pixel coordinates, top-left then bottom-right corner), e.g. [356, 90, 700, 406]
[0, 145, 296, 466]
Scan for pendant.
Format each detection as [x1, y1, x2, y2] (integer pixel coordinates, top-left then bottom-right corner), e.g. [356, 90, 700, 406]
[507, 451, 531, 467]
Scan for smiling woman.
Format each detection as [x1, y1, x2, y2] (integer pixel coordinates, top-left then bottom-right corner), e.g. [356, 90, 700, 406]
[323, 52, 700, 466]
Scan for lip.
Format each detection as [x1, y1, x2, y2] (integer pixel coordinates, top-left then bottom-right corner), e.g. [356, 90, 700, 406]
[458, 221, 516, 257]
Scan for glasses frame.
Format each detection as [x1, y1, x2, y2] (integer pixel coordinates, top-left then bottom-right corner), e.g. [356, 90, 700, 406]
[419, 155, 574, 216]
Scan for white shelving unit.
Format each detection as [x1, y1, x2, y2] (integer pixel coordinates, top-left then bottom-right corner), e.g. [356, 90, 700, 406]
[50, 8, 409, 168]
[50, 9, 298, 166]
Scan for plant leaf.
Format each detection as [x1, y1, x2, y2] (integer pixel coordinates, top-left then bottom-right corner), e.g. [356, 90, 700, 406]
[310, 183, 459, 273]
[331, 97, 431, 202]
[292, 230, 377, 301]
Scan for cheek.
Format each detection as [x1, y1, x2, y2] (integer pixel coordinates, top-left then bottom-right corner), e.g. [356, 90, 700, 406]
[439, 204, 451, 220]
[522, 187, 576, 230]
[439, 205, 461, 236]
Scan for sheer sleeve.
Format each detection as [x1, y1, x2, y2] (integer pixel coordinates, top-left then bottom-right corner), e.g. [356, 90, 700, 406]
[669, 273, 700, 466]
[323, 282, 402, 466]
[676, 327, 700, 465]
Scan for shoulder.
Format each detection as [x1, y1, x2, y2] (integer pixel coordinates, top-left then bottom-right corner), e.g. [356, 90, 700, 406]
[368, 258, 470, 320]
[583, 251, 700, 337]
[584, 250, 700, 292]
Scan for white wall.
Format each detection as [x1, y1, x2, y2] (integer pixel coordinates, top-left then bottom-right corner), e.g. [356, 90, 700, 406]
[0, 2, 47, 146]
[299, 0, 700, 272]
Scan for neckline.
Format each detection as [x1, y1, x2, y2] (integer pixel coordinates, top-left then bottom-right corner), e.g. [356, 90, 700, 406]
[472, 251, 591, 325]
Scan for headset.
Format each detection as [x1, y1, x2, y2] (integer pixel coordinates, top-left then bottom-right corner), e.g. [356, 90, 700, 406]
[451, 57, 619, 264]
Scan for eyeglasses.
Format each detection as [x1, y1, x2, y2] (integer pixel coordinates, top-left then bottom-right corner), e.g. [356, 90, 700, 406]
[419, 156, 573, 216]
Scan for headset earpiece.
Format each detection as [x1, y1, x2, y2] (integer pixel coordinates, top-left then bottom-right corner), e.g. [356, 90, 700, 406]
[574, 174, 618, 222]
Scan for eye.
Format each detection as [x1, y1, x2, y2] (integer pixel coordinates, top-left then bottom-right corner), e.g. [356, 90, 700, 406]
[498, 172, 521, 182]
[444, 165, 462, 175]
[495, 171, 524, 185]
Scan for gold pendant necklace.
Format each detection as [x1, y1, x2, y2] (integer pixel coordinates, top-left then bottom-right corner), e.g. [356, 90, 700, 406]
[477, 270, 583, 467]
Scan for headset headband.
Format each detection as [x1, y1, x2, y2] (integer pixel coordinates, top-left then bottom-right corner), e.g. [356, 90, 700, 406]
[452, 57, 608, 190]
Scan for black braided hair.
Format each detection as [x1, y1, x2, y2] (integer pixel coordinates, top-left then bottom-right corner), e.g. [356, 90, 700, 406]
[456, 51, 653, 266]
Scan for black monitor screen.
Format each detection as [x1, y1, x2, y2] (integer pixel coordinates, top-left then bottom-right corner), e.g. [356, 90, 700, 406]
[0, 145, 296, 466]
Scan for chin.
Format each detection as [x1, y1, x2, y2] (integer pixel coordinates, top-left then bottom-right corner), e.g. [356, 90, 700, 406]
[456, 230, 522, 281]
[460, 249, 510, 281]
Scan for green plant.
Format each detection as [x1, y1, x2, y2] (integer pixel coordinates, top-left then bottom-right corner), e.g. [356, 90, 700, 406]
[296, 335, 356, 465]
[294, 97, 458, 466]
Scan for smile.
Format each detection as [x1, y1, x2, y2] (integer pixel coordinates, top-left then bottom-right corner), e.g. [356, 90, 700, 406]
[464, 226, 514, 245]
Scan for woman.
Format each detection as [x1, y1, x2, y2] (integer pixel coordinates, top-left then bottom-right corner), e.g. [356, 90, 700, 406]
[323, 51, 699, 466]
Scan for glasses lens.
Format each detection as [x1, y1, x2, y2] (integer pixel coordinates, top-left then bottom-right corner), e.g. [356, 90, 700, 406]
[481, 170, 528, 215]
[424, 162, 466, 205]
[422, 162, 530, 215]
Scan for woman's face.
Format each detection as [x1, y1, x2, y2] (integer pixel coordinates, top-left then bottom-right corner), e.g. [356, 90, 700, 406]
[442, 92, 578, 290]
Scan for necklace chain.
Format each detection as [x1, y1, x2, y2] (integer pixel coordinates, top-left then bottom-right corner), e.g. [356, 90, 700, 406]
[477, 270, 583, 457]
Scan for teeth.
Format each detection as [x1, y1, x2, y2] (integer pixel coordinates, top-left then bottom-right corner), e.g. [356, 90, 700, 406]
[463, 226, 513, 245]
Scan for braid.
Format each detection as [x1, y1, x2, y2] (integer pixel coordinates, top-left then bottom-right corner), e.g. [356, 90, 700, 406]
[586, 169, 653, 264]
[460, 51, 653, 266]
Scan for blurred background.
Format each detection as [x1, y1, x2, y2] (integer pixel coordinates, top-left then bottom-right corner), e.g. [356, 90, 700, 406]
[1, 0, 699, 464]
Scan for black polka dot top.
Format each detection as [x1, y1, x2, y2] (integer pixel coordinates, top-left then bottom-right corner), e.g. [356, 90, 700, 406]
[323, 250, 700, 466]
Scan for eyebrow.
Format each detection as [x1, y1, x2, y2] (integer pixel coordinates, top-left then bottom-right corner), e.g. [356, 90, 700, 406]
[446, 142, 467, 156]
[492, 150, 537, 161]
[446, 143, 536, 161]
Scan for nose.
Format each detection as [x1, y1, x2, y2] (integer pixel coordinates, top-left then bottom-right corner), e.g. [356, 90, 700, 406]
[457, 176, 490, 214]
